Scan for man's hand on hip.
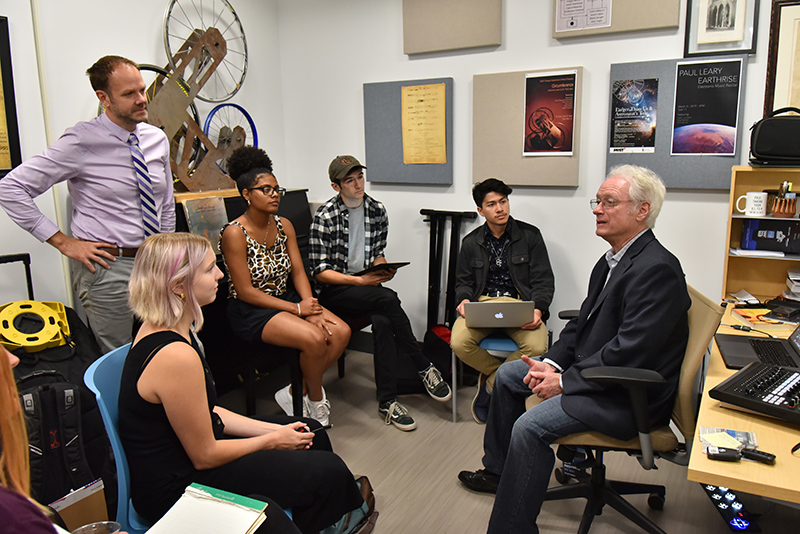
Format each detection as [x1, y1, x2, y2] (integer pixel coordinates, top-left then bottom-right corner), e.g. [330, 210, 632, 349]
[47, 231, 116, 272]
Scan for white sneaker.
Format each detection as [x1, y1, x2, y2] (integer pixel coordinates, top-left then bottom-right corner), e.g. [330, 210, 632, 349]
[307, 388, 331, 427]
[274, 384, 294, 416]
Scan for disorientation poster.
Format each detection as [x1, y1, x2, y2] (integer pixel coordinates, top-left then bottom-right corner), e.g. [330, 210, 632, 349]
[671, 58, 741, 155]
[523, 70, 576, 156]
[609, 78, 658, 153]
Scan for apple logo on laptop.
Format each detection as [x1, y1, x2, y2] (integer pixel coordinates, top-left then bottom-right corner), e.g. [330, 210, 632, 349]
[495, 312, 504, 319]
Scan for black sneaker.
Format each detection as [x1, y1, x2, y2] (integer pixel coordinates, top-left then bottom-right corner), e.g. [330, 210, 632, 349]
[471, 373, 490, 424]
[458, 469, 501, 494]
[378, 400, 417, 431]
[418, 364, 452, 402]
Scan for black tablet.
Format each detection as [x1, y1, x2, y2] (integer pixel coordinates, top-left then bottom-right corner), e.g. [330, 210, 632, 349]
[354, 262, 410, 276]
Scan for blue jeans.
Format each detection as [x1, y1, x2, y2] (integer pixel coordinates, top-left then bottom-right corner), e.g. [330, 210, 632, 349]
[483, 359, 590, 534]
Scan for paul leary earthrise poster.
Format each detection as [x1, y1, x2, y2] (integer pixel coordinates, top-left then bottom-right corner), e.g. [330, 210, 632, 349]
[671, 58, 742, 155]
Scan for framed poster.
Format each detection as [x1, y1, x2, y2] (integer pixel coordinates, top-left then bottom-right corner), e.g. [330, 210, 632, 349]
[523, 70, 576, 156]
[764, 0, 800, 115]
[609, 78, 659, 154]
[684, 0, 759, 57]
[0, 16, 21, 178]
[671, 58, 742, 156]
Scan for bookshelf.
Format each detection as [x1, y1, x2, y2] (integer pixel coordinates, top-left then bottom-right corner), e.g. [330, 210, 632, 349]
[723, 166, 800, 300]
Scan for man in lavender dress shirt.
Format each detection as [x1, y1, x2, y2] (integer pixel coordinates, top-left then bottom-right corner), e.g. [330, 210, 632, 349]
[0, 56, 173, 353]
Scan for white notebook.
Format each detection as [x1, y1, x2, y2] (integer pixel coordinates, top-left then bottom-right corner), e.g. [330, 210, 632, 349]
[146, 483, 268, 534]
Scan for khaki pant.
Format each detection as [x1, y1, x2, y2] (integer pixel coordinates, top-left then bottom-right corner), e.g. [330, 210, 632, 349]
[451, 296, 548, 392]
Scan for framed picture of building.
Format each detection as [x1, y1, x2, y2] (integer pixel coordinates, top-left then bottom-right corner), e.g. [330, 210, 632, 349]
[684, 0, 759, 57]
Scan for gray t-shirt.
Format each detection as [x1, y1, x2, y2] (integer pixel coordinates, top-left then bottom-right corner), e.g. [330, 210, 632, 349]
[347, 205, 366, 273]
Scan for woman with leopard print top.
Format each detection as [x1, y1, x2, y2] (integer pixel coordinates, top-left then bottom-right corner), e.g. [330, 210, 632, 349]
[220, 147, 350, 427]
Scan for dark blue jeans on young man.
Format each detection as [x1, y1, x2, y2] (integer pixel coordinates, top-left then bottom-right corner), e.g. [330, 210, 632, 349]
[319, 284, 429, 403]
[482, 359, 590, 534]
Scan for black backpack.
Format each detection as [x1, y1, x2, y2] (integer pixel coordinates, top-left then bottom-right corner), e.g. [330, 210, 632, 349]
[12, 306, 116, 514]
[16, 370, 107, 505]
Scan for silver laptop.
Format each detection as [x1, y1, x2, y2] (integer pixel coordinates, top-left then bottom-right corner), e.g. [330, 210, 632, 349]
[715, 322, 800, 370]
[463, 301, 535, 328]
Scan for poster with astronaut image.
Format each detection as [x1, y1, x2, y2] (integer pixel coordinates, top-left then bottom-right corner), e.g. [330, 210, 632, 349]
[523, 70, 576, 156]
[609, 78, 658, 153]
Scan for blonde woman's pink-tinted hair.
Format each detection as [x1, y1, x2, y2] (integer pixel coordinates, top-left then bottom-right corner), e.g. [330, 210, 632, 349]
[129, 233, 212, 330]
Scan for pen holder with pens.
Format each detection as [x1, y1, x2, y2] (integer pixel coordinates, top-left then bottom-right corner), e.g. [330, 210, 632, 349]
[772, 197, 797, 217]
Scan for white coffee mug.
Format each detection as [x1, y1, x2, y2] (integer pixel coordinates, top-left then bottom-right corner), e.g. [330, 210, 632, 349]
[736, 192, 768, 216]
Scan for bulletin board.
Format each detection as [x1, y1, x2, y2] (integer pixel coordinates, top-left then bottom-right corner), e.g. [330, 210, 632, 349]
[363, 77, 453, 185]
[553, 0, 680, 39]
[606, 55, 748, 190]
[473, 68, 582, 187]
[402, 0, 502, 55]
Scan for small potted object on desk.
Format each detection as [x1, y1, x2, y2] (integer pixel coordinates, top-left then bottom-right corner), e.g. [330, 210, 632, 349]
[771, 181, 797, 218]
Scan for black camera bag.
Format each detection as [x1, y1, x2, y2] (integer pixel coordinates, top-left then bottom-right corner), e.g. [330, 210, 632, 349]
[750, 107, 800, 166]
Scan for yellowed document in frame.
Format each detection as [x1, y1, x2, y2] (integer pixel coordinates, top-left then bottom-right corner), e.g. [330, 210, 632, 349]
[401, 83, 447, 164]
[0, 64, 10, 169]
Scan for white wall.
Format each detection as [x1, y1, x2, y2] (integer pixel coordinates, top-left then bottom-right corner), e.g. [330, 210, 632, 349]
[1, 0, 771, 336]
[0, 3, 66, 302]
[274, 0, 758, 335]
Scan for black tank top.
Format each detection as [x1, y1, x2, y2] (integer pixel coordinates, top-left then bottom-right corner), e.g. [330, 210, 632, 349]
[118, 330, 223, 522]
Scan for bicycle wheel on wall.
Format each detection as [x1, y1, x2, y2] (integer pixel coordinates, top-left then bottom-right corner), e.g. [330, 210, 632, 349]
[163, 0, 248, 103]
[203, 103, 257, 171]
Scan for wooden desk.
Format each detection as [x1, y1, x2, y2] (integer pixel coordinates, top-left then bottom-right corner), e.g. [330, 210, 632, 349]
[688, 309, 800, 503]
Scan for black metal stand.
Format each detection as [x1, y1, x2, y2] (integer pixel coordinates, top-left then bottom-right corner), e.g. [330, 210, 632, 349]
[419, 209, 477, 329]
[0, 252, 34, 300]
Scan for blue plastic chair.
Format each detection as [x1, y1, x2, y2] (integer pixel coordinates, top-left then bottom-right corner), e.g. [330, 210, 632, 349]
[451, 333, 518, 422]
[84, 343, 152, 534]
[86, 342, 294, 526]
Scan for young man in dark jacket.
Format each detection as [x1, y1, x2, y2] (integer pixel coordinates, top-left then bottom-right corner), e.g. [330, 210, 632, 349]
[451, 178, 555, 423]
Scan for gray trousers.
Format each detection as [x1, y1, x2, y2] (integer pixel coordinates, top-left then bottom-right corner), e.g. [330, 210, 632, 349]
[72, 257, 135, 354]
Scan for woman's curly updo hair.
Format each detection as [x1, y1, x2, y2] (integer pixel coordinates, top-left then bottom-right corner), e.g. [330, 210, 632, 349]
[226, 147, 274, 195]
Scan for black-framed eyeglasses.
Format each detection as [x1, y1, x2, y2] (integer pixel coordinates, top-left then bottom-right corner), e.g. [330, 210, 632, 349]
[589, 198, 633, 210]
[249, 185, 286, 197]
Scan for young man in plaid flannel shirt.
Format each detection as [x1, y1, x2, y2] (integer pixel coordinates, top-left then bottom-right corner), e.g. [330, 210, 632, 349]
[309, 155, 451, 431]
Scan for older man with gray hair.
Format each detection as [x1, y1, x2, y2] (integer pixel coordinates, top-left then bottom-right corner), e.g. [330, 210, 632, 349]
[458, 164, 690, 534]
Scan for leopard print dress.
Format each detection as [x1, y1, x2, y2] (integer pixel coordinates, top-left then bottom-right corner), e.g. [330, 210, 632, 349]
[221, 216, 293, 298]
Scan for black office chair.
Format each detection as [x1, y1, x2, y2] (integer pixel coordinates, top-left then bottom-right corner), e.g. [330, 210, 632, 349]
[195, 190, 312, 416]
[528, 285, 724, 534]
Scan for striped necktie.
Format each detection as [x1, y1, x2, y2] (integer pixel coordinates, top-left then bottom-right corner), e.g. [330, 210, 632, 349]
[128, 133, 159, 237]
